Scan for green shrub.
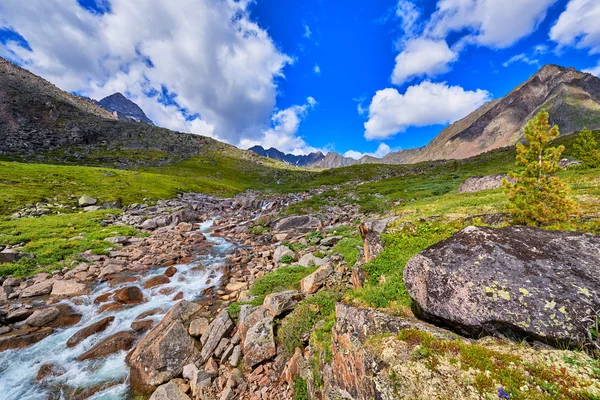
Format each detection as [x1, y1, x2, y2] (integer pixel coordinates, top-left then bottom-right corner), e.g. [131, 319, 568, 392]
[280, 254, 295, 264]
[248, 265, 317, 304]
[293, 378, 309, 400]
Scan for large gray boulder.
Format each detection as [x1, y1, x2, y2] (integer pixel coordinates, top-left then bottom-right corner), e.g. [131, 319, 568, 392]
[457, 174, 511, 193]
[404, 226, 600, 348]
[199, 309, 234, 363]
[271, 215, 321, 234]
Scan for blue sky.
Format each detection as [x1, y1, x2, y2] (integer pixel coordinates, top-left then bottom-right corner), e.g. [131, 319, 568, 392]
[1, 0, 600, 158]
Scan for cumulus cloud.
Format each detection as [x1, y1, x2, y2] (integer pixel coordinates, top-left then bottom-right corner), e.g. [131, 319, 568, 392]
[583, 63, 600, 77]
[364, 81, 491, 140]
[392, 38, 457, 84]
[344, 143, 392, 160]
[239, 97, 318, 155]
[426, 0, 558, 48]
[313, 64, 321, 75]
[550, 0, 600, 54]
[0, 0, 297, 147]
[395, 0, 421, 37]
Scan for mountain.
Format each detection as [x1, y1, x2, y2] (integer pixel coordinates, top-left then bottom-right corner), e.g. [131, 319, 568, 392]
[98, 92, 154, 125]
[248, 145, 325, 166]
[311, 152, 358, 168]
[0, 56, 266, 167]
[380, 64, 600, 164]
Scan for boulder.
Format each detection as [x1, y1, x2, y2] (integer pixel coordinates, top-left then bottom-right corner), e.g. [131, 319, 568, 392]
[67, 316, 115, 347]
[24, 304, 81, 328]
[51, 280, 88, 296]
[404, 226, 600, 347]
[273, 245, 295, 264]
[298, 253, 328, 267]
[149, 381, 191, 400]
[242, 317, 277, 368]
[113, 286, 144, 304]
[458, 174, 513, 193]
[300, 264, 333, 294]
[238, 306, 268, 346]
[127, 301, 201, 393]
[77, 331, 137, 361]
[359, 218, 394, 263]
[0, 250, 18, 263]
[263, 290, 305, 317]
[0, 327, 54, 351]
[320, 236, 343, 247]
[0, 286, 13, 301]
[36, 363, 66, 381]
[141, 219, 158, 230]
[79, 195, 97, 207]
[271, 215, 322, 234]
[20, 280, 54, 298]
[188, 317, 209, 337]
[199, 309, 234, 363]
[144, 275, 171, 289]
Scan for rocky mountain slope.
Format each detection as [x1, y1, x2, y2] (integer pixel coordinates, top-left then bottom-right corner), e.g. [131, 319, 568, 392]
[98, 92, 154, 125]
[248, 145, 324, 166]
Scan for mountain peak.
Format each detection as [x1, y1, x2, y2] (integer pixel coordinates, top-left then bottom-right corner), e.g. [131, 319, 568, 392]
[248, 145, 325, 166]
[98, 92, 154, 125]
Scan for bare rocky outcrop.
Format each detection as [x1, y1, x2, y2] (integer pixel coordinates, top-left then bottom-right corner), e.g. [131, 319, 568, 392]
[457, 174, 511, 193]
[359, 218, 394, 263]
[404, 225, 600, 349]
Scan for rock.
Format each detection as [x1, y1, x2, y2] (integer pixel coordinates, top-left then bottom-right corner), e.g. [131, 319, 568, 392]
[6, 307, 33, 323]
[273, 245, 295, 264]
[84, 205, 102, 212]
[104, 236, 128, 244]
[144, 275, 171, 289]
[20, 280, 54, 298]
[3, 277, 21, 287]
[271, 215, 321, 234]
[188, 317, 210, 337]
[164, 266, 178, 278]
[228, 345, 242, 367]
[263, 290, 305, 317]
[24, 304, 81, 328]
[351, 265, 366, 289]
[67, 316, 115, 347]
[300, 264, 333, 294]
[36, 363, 66, 381]
[51, 280, 88, 296]
[79, 195, 97, 207]
[0, 250, 18, 263]
[200, 309, 234, 363]
[238, 306, 268, 346]
[359, 218, 394, 263]
[404, 226, 600, 348]
[298, 253, 328, 267]
[113, 286, 144, 304]
[327, 304, 462, 400]
[0, 327, 54, 351]
[127, 301, 201, 393]
[320, 236, 343, 247]
[457, 174, 511, 193]
[149, 381, 191, 400]
[141, 219, 159, 230]
[78, 331, 137, 361]
[204, 357, 219, 375]
[131, 319, 154, 332]
[560, 158, 583, 169]
[0, 286, 13, 301]
[283, 347, 306, 385]
[243, 317, 277, 368]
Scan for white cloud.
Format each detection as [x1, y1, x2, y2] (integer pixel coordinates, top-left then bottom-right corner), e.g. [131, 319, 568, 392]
[550, 0, 600, 54]
[426, 0, 558, 48]
[344, 143, 392, 160]
[239, 97, 318, 155]
[583, 63, 600, 77]
[503, 53, 539, 67]
[303, 23, 312, 39]
[392, 38, 457, 85]
[313, 64, 321, 75]
[0, 0, 294, 145]
[395, 0, 421, 37]
[364, 81, 491, 140]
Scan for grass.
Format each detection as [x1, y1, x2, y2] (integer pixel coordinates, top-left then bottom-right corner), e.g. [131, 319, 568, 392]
[277, 289, 343, 356]
[247, 265, 318, 305]
[0, 210, 139, 277]
[292, 378, 309, 400]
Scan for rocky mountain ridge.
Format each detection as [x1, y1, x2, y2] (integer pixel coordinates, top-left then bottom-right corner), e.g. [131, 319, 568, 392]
[98, 92, 154, 125]
[248, 146, 325, 167]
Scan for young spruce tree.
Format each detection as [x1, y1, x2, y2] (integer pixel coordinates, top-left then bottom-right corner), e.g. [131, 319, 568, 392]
[572, 127, 600, 168]
[503, 110, 578, 226]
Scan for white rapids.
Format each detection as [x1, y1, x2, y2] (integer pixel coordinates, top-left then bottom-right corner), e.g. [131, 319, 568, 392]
[0, 220, 234, 400]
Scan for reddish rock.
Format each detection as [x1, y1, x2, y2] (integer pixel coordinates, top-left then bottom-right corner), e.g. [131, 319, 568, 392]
[131, 319, 154, 332]
[164, 266, 178, 278]
[107, 276, 138, 287]
[283, 347, 306, 385]
[94, 292, 112, 304]
[36, 363, 66, 381]
[135, 308, 163, 320]
[77, 331, 137, 361]
[143, 275, 170, 289]
[67, 316, 115, 347]
[98, 303, 126, 313]
[173, 292, 184, 301]
[24, 304, 81, 328]
[243, 317, 277, 368]
[0, 327, 53, 351]
[113, 286, 144, 304]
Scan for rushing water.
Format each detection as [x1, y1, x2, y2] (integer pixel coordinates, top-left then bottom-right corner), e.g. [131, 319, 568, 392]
[0, 220, 234, 400]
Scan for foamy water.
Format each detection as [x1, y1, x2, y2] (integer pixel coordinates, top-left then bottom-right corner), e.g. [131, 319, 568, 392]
[0, 220, 234, 399]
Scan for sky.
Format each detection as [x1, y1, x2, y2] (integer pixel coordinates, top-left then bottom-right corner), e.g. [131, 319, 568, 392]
[1, 0, 599, 159]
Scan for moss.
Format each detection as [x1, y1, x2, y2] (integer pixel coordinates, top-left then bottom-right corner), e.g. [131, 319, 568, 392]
[248, 265, 317, 305]
[292, 378, 309, 400]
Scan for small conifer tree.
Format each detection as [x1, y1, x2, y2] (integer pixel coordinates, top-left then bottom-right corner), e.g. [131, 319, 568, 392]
[503, 110, 578, 226]
[572, 127, 600, 168]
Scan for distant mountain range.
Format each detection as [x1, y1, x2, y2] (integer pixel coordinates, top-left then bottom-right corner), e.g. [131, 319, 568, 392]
[97, 92, 154, 125]
[254, 64, 600, 168]
[248, 146, 325, 166]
